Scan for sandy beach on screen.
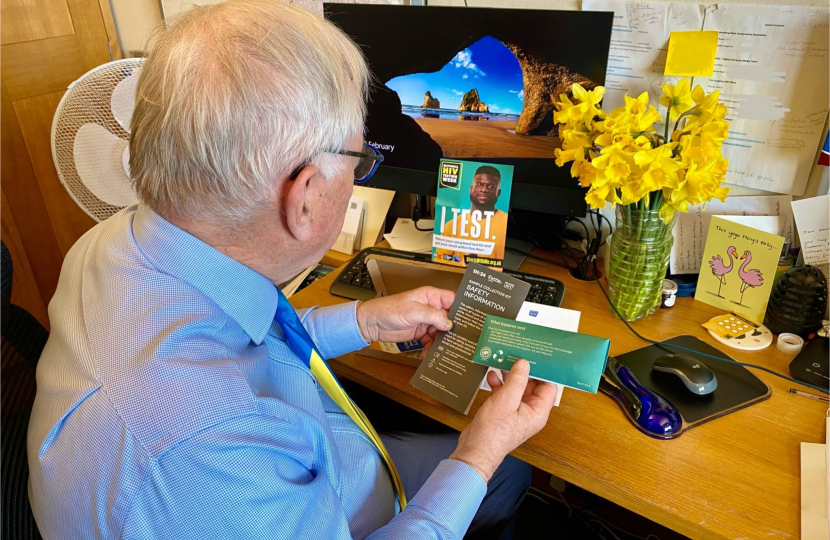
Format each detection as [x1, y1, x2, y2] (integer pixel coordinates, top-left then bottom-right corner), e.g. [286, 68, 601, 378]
[412, 118, 560, 159]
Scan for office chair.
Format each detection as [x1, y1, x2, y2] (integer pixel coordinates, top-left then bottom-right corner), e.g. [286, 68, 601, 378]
[1, 241, 46, 540]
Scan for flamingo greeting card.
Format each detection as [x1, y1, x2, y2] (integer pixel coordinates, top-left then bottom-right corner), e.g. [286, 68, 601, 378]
[695, 216, 784, 323]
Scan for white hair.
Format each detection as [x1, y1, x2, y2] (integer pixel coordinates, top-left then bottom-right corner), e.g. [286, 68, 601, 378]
[129, 0, 369, 221]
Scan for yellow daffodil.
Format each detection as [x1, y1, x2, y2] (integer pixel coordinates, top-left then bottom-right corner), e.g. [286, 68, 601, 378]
[592, 149, 633, 184]
[691, 86, 721, 112]
[624, 92, 650, 115]
[634, 144, 681, 192]
[553, 80, 729, 221]
[574, 161, 597, 188]
[684, 159, 720, 202]
[553, 93, 580, 126]
[585, 180, 621, 209]
[556, 129, 595, 177]
[710, 184, 730, 203]
[633, 106, 662, 132]
[659, 78, 694, 121]
[712, 155, 729, 177]
[658, 196, 690, 222]
[619, 175, 648, 206]
[699, 121, 729, 146]
[571, 83, 606, 124]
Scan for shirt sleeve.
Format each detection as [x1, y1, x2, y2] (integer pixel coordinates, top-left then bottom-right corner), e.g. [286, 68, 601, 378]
[298, 301, 369, 359]
[368, 459, 487, 540]
[122, 415, 487, 540]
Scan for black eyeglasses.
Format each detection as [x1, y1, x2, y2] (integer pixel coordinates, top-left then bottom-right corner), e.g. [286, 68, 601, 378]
[289, 144, 384, 183]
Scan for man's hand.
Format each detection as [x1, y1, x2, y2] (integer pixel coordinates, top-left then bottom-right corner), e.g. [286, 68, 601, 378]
[355, 287, 455, 350]
[450, 360, 558, 482]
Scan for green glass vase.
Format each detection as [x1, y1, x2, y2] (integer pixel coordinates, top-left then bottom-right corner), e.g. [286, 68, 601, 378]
[607, 205, 677, 321]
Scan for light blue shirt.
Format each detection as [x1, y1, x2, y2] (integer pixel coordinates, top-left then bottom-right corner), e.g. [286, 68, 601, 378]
[28, 203, 486, 539]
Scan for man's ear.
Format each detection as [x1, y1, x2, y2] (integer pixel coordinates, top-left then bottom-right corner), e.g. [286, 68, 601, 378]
[282, 165, 319, 242]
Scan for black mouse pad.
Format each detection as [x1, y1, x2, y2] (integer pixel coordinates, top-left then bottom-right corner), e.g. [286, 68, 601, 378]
[615, 335, 770, 425]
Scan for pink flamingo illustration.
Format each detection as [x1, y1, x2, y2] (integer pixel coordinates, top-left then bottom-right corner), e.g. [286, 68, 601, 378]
[708, 246, 737, 298]
[735, 249, 763, 305]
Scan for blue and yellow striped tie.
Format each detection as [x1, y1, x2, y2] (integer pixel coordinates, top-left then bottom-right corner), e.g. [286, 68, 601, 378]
[273, 288, 407, 510]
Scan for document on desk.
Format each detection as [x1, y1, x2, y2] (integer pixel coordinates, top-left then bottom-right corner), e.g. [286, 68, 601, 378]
[384, 218, 434, 254]
[697, 5, 830, 195]
[581, 0, 705, 113]
[353, 185, 395, 251]
[331, 195, 365, 255]
[670, 195, 794, 274]
[800, 442, 829, 540]
[791, 195, 830, 277]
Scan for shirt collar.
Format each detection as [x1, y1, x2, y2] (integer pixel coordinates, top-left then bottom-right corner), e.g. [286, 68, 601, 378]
[132, 203, 278, 345]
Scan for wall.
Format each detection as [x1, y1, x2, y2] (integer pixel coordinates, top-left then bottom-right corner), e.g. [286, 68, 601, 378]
[107, 0, 828, 220]
[109, 0, 163, 56]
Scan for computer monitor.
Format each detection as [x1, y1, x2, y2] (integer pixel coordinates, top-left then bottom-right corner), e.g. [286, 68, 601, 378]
[324, 4, 613, 218]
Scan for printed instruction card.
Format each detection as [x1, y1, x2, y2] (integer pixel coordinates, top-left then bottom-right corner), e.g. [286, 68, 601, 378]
[472, 316, 610, 394]
[410, 263, 529, 414]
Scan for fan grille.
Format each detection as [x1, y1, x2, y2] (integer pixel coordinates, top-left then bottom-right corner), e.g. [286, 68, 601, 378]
[52, 59, 144, 222]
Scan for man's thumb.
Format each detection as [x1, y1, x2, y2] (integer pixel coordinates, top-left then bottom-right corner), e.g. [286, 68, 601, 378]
[496, 359, 530, 409]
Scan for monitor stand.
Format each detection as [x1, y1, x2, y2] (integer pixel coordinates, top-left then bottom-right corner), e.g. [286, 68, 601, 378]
[504, 237, 533, 271]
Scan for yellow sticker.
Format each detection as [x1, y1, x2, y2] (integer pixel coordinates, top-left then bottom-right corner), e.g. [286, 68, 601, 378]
[665, 31, 718, 77]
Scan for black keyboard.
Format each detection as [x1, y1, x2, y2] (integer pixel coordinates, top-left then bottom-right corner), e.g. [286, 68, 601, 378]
[330, 247, 565, 306]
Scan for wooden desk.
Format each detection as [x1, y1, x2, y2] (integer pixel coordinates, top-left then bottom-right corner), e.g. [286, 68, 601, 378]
[291, 250, 826, 540]
[321, 248, 356, 268]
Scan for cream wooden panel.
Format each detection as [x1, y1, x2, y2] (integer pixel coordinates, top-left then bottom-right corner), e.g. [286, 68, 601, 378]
[1, 0, 75, 45]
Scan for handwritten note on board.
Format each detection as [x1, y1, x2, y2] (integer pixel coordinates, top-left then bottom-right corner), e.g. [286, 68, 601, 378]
[670, 195, 794, 274]
[698, 5, 830, 195]
[581, 0, 705, 114]
[791, 195, 830, 277]
[580, 2, 829, 195]
[695, 216, 784, 323]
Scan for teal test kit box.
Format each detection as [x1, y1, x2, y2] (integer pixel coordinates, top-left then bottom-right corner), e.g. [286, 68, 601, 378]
[472, 315, 610, 393]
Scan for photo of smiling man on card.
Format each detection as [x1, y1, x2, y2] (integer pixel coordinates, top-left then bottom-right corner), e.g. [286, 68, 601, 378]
[432, 160, 513, 268]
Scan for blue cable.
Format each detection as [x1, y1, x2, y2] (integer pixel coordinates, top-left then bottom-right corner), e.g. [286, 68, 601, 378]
[596, 279, 829, 395]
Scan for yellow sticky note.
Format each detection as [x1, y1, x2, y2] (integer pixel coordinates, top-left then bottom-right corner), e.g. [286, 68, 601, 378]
[665, 31, 718, 77]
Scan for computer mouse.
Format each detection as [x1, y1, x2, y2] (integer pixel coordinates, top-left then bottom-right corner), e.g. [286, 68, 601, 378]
[652, 354, 718, 395]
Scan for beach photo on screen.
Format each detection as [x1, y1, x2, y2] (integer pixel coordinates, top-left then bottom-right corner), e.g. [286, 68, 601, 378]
[325, 4, 613, 173]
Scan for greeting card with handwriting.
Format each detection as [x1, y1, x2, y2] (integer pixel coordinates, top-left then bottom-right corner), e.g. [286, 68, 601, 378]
[695, 216, 784, 323]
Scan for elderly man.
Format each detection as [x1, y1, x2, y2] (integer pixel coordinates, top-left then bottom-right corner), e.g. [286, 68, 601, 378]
[27, 1, 558, 539]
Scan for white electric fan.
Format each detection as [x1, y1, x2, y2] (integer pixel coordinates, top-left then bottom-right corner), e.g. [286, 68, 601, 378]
[51, 58, 144, 222]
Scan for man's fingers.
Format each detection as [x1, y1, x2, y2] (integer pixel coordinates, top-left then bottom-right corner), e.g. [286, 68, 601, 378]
[494, 359, 530, 410]
[412, 286, 455, 310]
[410, 303, 453, 332]
[430, 287, 456, 310]
[486, 369, 504, 390]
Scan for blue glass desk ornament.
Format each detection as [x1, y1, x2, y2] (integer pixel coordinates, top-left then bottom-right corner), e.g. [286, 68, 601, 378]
[600, 357, 684, 439]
